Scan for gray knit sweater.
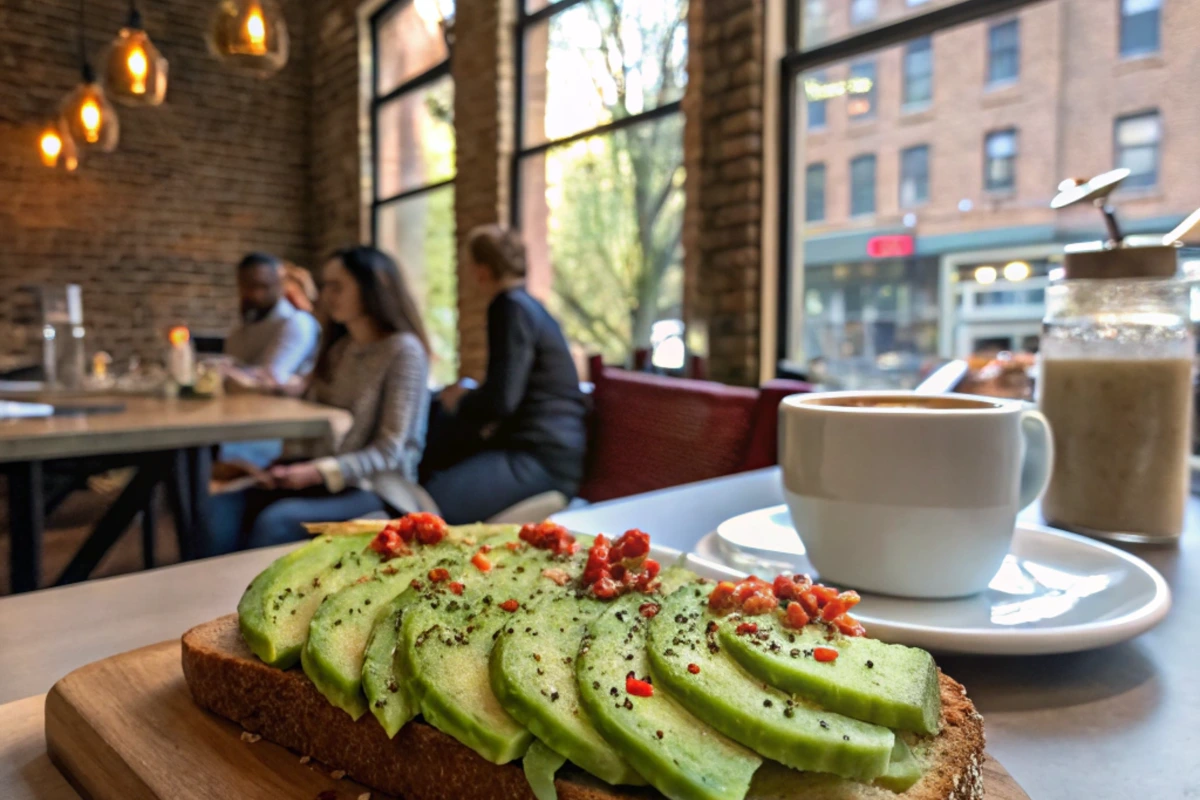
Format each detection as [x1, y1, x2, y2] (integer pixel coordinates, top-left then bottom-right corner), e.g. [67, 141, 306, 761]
[291, 331, 429, 505]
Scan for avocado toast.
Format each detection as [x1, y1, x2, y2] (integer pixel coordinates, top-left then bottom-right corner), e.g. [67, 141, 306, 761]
[183, 516, 986, 800]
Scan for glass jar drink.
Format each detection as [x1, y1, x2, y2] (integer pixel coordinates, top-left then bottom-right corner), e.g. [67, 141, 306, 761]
[1038, 243, 1194, 543]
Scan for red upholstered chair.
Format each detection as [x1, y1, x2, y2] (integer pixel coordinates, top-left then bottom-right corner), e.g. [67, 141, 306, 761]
[578, 357, 760, 502]
[741, 378, 815, 470]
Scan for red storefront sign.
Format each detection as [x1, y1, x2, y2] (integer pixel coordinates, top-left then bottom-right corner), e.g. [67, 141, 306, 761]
[866, 235, 915, 258]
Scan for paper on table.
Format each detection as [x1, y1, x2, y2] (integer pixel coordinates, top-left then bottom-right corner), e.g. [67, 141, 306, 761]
[0, 400, 54, 419]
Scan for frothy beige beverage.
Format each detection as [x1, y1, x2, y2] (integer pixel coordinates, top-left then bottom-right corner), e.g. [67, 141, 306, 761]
[1040, 357, 1193, 537]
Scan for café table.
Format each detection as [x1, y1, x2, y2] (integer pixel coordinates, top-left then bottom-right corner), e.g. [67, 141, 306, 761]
[0, 394, 350, 594]
[0, 467, 1196, 798]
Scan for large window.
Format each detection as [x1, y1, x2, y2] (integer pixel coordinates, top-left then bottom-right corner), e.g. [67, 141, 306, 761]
[900, 145, 930, 207]
[984, 129, 1018, 192]
[902, 37, 933, 108]
[514, 0, 687, 367]
[1120, 0, 1162, 57]
[370, 0, 457, 385]
[850, 155, 877, 217]
[851, 0, 878, 26]
[987, 19, 1019, 84]
[1115, 111, 1162, 189]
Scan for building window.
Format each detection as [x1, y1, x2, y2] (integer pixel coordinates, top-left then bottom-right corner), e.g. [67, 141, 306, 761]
[370, 0, 457, 385]
[515, 0, 687, 365]
[984, 129, 1018, 192]
[1115, 111, 1162, 189]
[1120, 0, 1162, 57]
[850, 155, 876, 216]
[802, 0, 830, 49]
[900, 145, 929, 207]
[902, 37, 933, 108]
[847, 60, 877, 120]
[987, 20, 1019, 85]
[851, 0, 878, 26]
[807, 70, 828, 129]
[805, 163, 826, 222]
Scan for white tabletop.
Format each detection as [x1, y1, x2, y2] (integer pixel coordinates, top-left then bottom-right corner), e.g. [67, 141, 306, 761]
[0, 467, 1195, 799]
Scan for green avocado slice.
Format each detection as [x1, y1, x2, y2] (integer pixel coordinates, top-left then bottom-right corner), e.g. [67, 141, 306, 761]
[304, 525, 517, 720]
[399, 543, 585, 764]
[361, 589, 425, 737]
[523, 739, 568, 800]
[577, 594, 762, 800]
[719, 614, 941, 735]
[648, 585, 895, 783]
[237, 533, 376, 667]
[876, 738, 922, 793]
[490, 594, 645, 786]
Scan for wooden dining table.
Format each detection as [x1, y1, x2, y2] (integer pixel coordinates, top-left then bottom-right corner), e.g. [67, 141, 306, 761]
[0, 393, 350, 594]
[0, 468, 1195, 798]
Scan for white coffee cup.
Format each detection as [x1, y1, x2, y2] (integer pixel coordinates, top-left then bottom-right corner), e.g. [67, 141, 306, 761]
[779, 391, 1053, 599]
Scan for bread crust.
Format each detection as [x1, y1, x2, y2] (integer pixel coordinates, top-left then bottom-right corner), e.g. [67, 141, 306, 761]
[182, 615, 983, 800]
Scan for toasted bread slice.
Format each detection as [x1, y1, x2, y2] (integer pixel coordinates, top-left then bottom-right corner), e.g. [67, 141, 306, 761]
[182, 616, 984, 800]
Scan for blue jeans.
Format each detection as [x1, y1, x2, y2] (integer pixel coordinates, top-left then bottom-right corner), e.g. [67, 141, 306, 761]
[203, 486, 387, 556]
[424, 449, 563, 525]
[219, 439, 284, 469]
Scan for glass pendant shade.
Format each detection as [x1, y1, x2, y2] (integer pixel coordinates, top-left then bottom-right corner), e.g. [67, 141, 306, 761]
[105, 20, 168, 106]
[38, 120, 80, 172]
[60, 73, 120, 153]
[207, 0, 289, 75]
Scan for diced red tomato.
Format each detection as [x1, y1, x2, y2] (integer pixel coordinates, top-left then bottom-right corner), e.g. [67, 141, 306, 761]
[735, 622, 759, 636]
[709, 581, 738, 611]
[428, 568, 450, 583]
[820, 591, 861, 622]
[625, 675, 654, 697]
[832, 614, 866, 637]
[368, 528, 410, 560]
[505, 541, 523, 551]
[687, 663, 701, 675]
[519, 521, 579, 556]
[591, 575, 619, 600]
[582, 534, 611, 585]
[813, 646, 839, 663]
[471, 551, 492, 573]
[448, 581, 464, 596]
[610, 529, 650, 561]
[784, 602, 810, 629]
[811, 585, 839, 604]
[639, 602, 660, 619]
[499, 599, 520, 612]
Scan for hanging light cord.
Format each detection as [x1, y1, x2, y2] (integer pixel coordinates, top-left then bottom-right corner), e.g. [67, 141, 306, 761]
[77, 0, 93, 81]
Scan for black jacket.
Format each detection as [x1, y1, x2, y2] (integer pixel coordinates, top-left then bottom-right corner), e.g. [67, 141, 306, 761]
[457, 288, 587, 484]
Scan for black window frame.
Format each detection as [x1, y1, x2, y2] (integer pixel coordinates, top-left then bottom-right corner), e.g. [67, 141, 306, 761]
[1119, 0, 1162, 58]
[777, 0, 1049, 373]
[368, 0, 455, 244]
[983, 128, 1018, 193]
[805, 162, 827, 222]
[899, 144, 930, 207]
[1114, 109, 1162, 190]
[986, 18, 1020, 85]
[902, 36, 933, 108]
[849, 153, 877, 217]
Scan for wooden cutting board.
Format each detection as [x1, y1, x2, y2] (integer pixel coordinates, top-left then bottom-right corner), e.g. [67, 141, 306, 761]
[43, 640, 1029, 800]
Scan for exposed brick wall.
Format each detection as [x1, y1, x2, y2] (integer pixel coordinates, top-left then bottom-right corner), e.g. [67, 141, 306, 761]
[0, 0, 312, 367]
[451, 0, 516, 380]
[690, 0, 766, 386]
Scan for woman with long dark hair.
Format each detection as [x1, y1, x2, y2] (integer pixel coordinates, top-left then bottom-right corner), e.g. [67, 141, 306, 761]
[203, 246, 432, 554]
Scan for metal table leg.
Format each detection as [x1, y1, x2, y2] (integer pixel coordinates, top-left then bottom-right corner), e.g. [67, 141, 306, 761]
[8, 461, 45, 594]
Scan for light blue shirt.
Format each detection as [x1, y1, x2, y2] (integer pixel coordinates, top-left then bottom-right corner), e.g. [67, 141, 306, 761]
[224, 298, 319, 383]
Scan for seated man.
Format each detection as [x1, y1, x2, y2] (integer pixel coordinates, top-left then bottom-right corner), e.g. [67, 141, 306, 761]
[224, 252, 319, 386]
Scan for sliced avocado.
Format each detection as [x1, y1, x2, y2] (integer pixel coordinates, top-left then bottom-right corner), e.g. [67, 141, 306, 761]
[576, 594, 762, 800]
[238, 533, 375, 667]
[491, 594, 645, 786]
[362, 589, 425, 737]
[875, 737, 922, 793]
[523, 739, 568, 800]
[303, 549, 461, 719]
[719, 614, 941, 735]
[303, 525, 515, 719]
[648, 585, 894, 783]
[399, 543, 581, 764]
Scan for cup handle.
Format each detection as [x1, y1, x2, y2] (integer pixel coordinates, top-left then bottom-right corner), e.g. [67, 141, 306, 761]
[1018, 408, 1054, 510]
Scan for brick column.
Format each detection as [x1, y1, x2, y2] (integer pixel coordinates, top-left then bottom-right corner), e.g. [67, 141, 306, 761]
[452, 0, 516, 380]
[687, 0, 766, 386]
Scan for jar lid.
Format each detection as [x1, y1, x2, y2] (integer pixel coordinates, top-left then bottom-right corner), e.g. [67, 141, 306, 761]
[1062, 240, 1178, 280]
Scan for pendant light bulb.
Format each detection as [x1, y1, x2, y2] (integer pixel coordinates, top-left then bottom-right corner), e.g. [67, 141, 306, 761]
[38, 120, 80, 171]
[60, 68, 120, 153]
[207, 0, 289, 76]
[105, 7, 169, 106]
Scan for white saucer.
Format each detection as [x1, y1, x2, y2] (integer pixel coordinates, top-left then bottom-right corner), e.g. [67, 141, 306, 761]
[693, 505, 1171, 655]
